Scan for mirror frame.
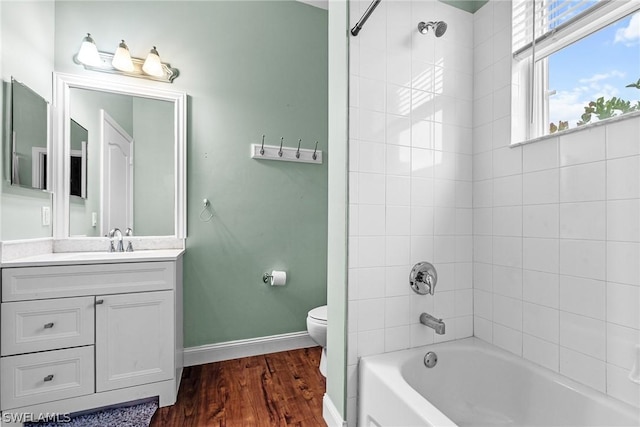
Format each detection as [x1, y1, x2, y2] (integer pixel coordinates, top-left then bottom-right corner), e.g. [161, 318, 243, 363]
[53, 73, 187, 240]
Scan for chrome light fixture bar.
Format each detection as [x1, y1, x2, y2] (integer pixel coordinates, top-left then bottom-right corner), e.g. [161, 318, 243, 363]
[74, 51, 179, 83]
[73, 34, 179, 83]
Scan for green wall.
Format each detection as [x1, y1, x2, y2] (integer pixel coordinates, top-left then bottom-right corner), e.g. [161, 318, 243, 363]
[132, 97, 174, 236]
[1, 0, 54, 241]
[55, 1, 328, 347]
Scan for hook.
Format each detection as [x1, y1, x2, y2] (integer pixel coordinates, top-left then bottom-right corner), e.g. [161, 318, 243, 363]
[199, 198, 213, 222]
[260, 134, 265, 155]
[279, 137, 284, 157]
[312, 141, 318, 160]
[296, 139, 302, 159]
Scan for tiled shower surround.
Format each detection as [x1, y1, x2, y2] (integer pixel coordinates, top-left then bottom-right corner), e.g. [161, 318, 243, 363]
[347, 0, 474, 423]
[473, 0, 640, 409]
[347, 0, 639, 424]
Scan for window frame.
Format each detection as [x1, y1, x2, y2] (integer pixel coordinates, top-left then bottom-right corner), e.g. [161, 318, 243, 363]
[511, 0, 640, 143]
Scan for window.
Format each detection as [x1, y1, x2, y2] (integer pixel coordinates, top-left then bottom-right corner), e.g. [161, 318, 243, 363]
[512, 0, 640, 141]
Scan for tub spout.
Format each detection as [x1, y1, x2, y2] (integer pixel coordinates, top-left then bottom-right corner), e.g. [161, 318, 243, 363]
[420, 312, 445, 335]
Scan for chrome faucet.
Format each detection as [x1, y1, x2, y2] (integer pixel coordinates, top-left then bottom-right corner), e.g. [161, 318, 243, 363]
[108, 228, 124, 252]
[410, 262, 438, 295]
[125, 227, 134, 252]
[420, 312, 446, 335]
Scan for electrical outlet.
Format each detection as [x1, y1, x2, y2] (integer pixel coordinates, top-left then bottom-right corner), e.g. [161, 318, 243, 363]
[92, 212, 97, 227]
[42, 206, 51, 226]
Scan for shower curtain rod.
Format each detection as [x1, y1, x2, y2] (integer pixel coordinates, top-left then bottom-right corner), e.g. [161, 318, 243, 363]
[350, 0, 381, 36]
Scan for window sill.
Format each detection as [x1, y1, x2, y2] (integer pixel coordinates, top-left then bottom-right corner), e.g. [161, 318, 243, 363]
[511, 110, 640, 148]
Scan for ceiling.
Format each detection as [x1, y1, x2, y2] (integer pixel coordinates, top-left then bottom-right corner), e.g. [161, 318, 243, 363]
[297, 0, 489, 14]
[439, 0, 489, 13]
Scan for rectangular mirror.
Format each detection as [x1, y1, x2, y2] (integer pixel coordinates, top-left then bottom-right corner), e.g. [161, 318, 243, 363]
[54, 73, 186, 240]
[9, 77, 50, 191]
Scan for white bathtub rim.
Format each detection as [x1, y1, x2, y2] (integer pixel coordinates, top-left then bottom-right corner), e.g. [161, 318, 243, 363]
[360, 358, 457, 427]
[359, 337, 640, 421]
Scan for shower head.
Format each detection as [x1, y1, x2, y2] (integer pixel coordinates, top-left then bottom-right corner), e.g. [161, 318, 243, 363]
[418, 21, 448, 37]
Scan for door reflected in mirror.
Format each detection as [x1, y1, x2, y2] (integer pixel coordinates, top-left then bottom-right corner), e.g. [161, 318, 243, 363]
[68, 87, 175, 237]
[70, 119, 88, 199]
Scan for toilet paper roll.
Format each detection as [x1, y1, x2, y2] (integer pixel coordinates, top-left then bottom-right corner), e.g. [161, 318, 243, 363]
[270, 270, 287, 286]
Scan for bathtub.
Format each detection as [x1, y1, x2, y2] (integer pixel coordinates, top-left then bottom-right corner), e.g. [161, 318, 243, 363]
[358, 338, 640, 426]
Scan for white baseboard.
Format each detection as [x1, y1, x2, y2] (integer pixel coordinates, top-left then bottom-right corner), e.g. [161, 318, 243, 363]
[323, 394, 347, 427]
[183, 331, 317, 366]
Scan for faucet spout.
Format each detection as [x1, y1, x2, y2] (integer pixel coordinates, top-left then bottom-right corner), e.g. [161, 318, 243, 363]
[108, 228, 124, 252]
[420, 312, 446, 335]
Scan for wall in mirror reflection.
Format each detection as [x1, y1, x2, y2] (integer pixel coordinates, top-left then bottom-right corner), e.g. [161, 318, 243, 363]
[69, 88, 174, 237]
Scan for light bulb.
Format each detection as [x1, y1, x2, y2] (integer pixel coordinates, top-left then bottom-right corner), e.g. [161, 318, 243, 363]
[112, 40, 134, 72]
[77, 33, 101, 66]
[142, 46, 164, 77]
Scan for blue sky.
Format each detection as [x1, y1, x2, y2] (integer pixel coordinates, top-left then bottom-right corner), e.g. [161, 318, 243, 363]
[548, 12, 640, 126]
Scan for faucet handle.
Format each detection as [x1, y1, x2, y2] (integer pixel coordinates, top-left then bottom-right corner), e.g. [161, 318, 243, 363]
[410, 262, 438, 295]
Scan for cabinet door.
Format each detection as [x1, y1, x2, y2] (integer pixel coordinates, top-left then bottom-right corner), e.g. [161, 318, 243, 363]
[95, 291, 174, 392]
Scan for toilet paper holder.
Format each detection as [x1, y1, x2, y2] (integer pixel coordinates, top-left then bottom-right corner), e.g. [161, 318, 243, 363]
[262, 270, 287, 286]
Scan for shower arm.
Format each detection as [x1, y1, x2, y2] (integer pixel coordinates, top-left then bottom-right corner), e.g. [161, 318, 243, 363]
[350, 0, 381, 36]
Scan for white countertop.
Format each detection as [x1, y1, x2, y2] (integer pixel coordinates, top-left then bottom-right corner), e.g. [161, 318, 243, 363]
[1, 249, 185, 268]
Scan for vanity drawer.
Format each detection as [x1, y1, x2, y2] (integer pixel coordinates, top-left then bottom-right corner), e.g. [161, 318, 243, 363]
[2, 261, 175, 302]
[0, 346, 94, 410]
[1, 297, 95, 356]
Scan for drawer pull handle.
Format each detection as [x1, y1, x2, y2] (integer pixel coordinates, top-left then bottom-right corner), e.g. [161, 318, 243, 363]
[44, 322, 54, 329]
[95, 299, 104, 305]
[44, 374, 54, 382]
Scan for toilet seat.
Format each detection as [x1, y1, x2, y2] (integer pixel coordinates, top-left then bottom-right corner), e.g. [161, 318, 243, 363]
[308, 305, 327, 323]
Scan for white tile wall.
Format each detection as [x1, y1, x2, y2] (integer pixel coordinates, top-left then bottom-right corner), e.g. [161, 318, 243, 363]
[473, 0, 640, 409]
[347, 1, 474, 424]
[348, 1, 639, 423]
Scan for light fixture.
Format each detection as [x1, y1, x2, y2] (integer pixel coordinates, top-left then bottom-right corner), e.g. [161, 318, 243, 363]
[112, 40, 135, 72]
[142, 46, 164, 78]
[73, 34, 179, 83]
[77, 33, 102, 66]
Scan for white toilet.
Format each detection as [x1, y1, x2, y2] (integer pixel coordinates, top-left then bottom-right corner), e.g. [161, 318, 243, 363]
[306, 305, 327, 376]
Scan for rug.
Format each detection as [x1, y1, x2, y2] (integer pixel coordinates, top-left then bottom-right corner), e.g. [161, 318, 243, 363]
[25, 399, 158, 427]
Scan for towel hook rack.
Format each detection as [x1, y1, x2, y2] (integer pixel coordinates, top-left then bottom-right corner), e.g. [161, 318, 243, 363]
[250, 134, 323, 164]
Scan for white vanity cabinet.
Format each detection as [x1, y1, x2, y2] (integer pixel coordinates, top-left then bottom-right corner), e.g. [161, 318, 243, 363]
[0, 251, 183, 424]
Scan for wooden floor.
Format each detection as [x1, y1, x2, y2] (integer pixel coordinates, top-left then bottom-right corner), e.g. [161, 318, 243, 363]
[150, 347, 327, 427]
